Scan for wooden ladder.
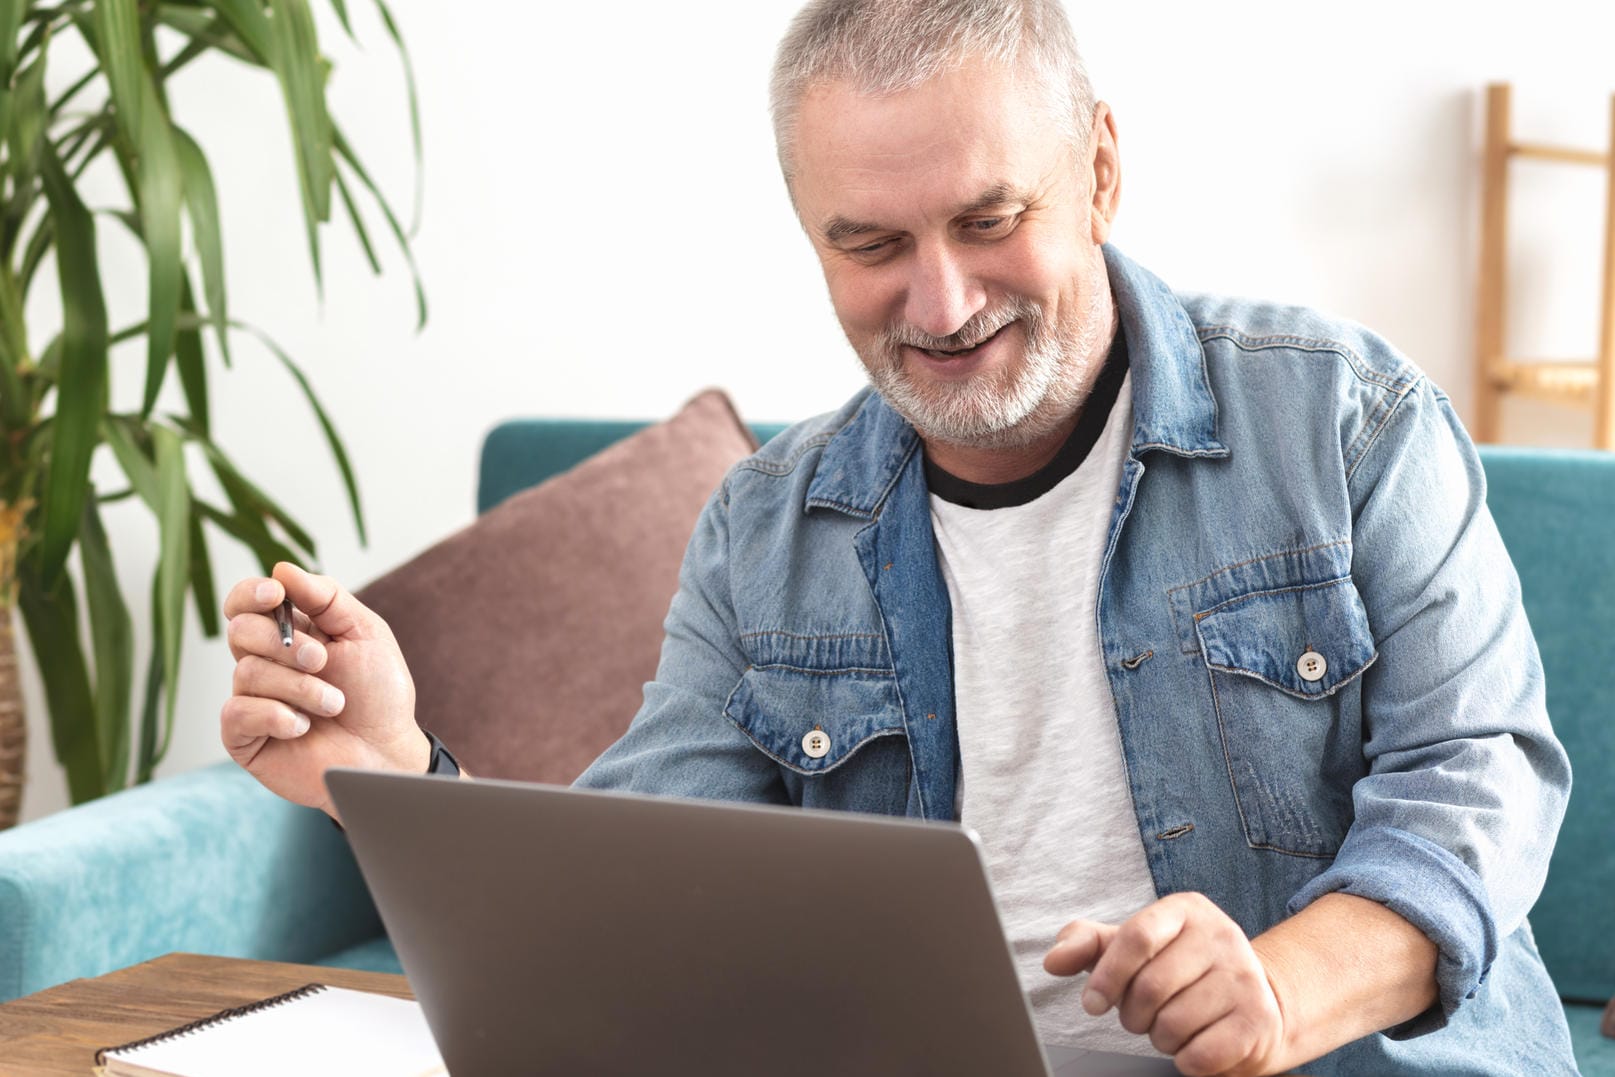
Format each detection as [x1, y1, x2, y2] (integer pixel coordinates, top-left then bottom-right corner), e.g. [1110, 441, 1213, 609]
[1475, 82, 1615, 448]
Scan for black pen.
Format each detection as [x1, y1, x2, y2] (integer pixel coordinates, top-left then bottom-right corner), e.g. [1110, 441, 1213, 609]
[275, 596, 295, 648]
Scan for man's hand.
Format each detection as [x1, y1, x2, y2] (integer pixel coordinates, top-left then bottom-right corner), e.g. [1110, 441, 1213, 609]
[1044, 892, 1287, 1077]
[220, 562, 429, 819]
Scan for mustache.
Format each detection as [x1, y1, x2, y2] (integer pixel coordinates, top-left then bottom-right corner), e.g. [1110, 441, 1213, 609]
[882, 298, 1042, 353]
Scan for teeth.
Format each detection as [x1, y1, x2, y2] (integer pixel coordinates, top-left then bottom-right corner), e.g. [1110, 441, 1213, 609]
[917, 323, 1003, 358]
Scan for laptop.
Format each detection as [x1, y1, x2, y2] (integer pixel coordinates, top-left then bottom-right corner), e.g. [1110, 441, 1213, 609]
[324, 768, 1178, 1076]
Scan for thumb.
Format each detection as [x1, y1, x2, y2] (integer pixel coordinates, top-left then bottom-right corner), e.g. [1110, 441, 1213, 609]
[273, 562, 377, 641]
[1043, 920, 1118, 977]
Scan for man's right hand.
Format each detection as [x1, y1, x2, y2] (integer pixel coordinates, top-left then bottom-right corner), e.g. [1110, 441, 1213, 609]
[221, 562, 428, 819]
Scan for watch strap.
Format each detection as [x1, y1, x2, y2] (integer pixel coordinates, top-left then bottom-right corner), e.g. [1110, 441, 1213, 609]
[423, 729, 461, 777]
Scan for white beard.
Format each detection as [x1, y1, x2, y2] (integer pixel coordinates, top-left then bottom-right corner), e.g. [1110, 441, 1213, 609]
[858, 258, 1112, 450]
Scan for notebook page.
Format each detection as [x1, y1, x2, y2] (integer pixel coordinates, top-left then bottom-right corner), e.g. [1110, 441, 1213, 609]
[102, 986, 446, 1077]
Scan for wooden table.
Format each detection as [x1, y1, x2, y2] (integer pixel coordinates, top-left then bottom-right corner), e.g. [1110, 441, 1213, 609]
[0, 952, 413, 1075]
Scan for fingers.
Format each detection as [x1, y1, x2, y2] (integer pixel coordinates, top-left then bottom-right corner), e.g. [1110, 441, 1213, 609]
[1148, 969, 1248, 1066]
[1064, 894, 1284, 1076]
[232, 654, 346, 720]
[220, 694, 313, 752]
[274, 562, 380, 642]
[226, 609, 329, 669]
[1044, 920, 1117, 976]
[1115, 931, 1217, 1035]
[1173, 1016, 1269, 1077]
[222, 574, 284, 620]
[1084, 895, 1196, 1014]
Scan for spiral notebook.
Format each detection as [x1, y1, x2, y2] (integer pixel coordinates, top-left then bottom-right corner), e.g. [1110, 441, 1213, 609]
[94, 983, 447, 1077]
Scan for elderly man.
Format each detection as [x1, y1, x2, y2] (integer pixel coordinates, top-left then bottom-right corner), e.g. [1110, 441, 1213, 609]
[219, 1, 1574, 1073]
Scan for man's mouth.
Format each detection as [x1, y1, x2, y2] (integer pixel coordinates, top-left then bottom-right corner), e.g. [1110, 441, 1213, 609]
[918, 321, 1012, 360]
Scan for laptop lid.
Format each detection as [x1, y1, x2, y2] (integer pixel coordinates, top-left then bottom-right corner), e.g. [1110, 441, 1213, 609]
[324, 769, 1173, 1076]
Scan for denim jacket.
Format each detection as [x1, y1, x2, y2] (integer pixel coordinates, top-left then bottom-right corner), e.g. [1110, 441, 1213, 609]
[578, 246, 1575, 1074]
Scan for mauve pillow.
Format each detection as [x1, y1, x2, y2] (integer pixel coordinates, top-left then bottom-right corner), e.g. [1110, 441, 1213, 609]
[356, 389, 758, 783]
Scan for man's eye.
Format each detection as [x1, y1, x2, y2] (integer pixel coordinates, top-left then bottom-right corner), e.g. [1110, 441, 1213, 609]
[843, 237, 901, 262]
[963, 215, 1013, 236]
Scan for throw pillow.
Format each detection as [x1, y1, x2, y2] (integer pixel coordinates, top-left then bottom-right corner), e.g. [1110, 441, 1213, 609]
[356, 389, 758, 783]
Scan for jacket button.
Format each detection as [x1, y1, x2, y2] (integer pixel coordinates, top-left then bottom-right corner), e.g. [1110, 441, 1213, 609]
[802, 729, 832, 759]
[1297, 650, 1328, 682]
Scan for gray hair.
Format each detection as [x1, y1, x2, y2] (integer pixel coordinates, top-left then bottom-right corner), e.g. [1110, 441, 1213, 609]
[769, 0, 1096, 184]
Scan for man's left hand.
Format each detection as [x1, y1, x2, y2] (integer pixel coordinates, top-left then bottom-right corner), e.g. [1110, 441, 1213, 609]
[1044, 892, 1289, 1077]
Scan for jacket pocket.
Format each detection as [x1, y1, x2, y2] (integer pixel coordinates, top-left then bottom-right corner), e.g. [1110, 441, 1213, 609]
[723, 665, 908, 776]
[1193, 575, 1377, 857]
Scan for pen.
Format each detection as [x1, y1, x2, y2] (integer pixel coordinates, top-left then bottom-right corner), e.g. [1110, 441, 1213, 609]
[275, 596, 295, 648]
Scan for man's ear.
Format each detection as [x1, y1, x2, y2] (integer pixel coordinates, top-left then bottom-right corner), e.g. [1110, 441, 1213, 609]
[1087, 102, 1121, 245]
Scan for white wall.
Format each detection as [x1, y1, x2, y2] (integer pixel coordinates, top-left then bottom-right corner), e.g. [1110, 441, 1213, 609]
[15, 0, 1615, 821]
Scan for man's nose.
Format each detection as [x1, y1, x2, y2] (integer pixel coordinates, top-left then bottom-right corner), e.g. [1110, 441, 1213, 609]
[903, 242, 986, 339]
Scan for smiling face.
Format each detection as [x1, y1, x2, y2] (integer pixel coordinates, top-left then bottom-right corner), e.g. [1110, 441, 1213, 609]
[790, 56, 1121, 468]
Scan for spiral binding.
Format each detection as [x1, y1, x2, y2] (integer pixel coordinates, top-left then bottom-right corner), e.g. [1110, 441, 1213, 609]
[94, 982, 329, 1065]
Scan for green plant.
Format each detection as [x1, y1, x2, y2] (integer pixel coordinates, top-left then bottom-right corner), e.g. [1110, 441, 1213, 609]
[0, 0, 424, 825]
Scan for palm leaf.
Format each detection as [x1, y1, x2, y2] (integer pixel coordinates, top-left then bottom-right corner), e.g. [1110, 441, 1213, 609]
[172, 127, 231, 366]
[369, 0, 422, 233]
[80, 492, 135, 791]
[135, 77, 185, 417]
[326, 0, 352, 37]
[157, 6, 260, 72]
[18, 212, 53, 296]
[134, 616, 163, 783]
[4, 43, 46, 196]
[91, 0, 144, 146]
[189, 505, 220, 637]
[48, 65, 100, 117]
[17, 570, 104, 804]
[102, 416, 160, 509]
[195, 498, 300, 574]
[0, 1, 26, 141]
[151, 425, 191, 757]
[333, 168, 380, 273]
[36, 140, 110, 586]
[333, 127, 425, 329]
[206, 0, 274, 62]
[0, 273, 28, 430]
[176, 419, 318, 555]
[175, 278, 211, 433]
[267, 0, 333, 285]
[3, 32, 48, 284]
[229, 320, 366, 544]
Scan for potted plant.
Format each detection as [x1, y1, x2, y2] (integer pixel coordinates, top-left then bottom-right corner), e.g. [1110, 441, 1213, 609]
[0, 0, 424, 827]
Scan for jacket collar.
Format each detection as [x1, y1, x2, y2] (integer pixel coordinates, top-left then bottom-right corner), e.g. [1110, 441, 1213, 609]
[1106, 244, 1227, 460]
[805, 244, 1225, 517]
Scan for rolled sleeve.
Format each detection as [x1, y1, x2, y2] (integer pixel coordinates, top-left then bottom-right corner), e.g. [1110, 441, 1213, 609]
[1287, 825, 1496, 1037]
[1321, 375, 1572, 1035]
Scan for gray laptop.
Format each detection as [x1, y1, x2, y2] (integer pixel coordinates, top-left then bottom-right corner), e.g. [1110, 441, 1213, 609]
[324, 768, 1177, 1076]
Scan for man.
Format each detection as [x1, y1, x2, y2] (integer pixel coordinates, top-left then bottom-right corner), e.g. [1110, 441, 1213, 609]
[219, 1, 1575, 1072]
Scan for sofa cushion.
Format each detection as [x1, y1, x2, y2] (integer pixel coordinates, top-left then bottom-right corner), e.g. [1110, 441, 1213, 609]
[315, 935, 403, 976]
[1567, 1000, 1615, 1073]
[1482, 448, 1615, 1005]
[357, 390, 757, 784]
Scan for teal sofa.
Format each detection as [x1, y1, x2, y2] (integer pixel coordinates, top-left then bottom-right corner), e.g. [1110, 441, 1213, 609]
[0, 422, 1609, 1071]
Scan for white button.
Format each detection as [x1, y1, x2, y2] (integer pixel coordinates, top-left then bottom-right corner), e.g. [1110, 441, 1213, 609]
[1297, 650, 1328, 682]
[802, 729, 831, 759]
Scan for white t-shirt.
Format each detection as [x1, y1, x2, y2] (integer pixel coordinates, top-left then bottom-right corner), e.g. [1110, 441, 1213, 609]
[930, 371, 1164, 1055]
